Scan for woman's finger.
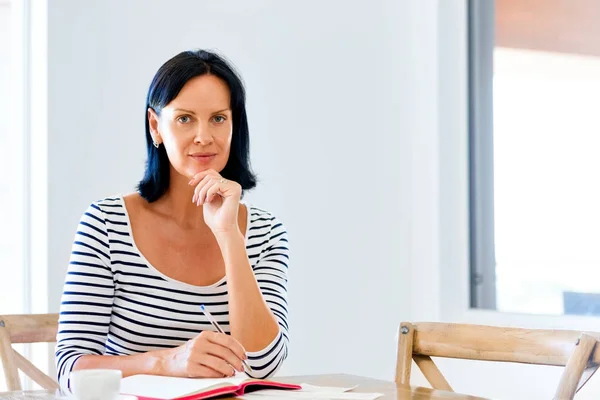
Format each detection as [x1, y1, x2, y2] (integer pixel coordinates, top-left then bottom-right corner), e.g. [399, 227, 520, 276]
[193, 172, 220, 204]
[205, 332, 247, 363]
[204, 181, 226, 204]
[194, 353, 236, 377]
[196, 178, 218, 206]
[192, 175, 211, 204]
[190, 171, 218, 200]
[189, 169, 216, 186]
[190, 340, 244, 372]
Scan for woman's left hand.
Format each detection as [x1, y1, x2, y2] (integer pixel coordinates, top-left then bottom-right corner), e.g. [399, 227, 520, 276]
[189, 169, 242, 234]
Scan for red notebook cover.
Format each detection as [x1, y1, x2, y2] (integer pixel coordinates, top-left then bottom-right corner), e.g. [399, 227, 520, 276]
[120, 375, 301, 400]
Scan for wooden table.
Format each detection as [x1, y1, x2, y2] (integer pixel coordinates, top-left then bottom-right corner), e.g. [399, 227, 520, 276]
[0, 374, 487, 400]
[280, 375, 487, 399]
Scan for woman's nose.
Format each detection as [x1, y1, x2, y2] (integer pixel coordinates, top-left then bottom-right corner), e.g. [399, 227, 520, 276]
[194, 124, 213, 145]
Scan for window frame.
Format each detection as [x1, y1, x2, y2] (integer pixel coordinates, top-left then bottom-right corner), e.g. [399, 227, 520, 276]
[435, 0, 600, 331]
[9, 0, 51, 387]
[467, 0, 496, 310]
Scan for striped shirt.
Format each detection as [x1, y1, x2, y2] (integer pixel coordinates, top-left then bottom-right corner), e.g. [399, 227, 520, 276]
[54, 196, 289, 389]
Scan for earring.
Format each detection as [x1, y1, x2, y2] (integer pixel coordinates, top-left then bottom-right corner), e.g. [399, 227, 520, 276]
[153, 141, 159, 148]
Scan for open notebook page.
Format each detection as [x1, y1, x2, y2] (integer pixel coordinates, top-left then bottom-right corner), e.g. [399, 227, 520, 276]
[120, 374, 248, 399]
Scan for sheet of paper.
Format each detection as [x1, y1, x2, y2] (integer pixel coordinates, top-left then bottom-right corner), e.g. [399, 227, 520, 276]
[300, 384, 358, 392]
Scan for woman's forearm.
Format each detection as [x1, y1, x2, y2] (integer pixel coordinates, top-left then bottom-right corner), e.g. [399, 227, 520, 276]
[72, 349, 168, 377]
[215, 230, 280, 352]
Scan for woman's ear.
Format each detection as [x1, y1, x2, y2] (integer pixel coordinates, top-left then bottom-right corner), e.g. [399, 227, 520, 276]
[148, 108, 162, 146]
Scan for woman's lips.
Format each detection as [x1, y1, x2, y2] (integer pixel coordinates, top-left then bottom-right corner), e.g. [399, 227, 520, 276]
[189, 153, 216, 164]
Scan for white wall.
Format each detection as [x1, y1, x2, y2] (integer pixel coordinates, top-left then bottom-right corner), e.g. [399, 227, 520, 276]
[42, 0, 600, 399]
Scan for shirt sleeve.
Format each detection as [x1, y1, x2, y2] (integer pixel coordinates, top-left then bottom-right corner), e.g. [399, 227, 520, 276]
[244, 215, 290, 378]
[54, 203, 114, 390]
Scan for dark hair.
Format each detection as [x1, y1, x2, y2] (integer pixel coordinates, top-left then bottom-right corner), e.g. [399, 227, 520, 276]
[137, 49, 257, 202]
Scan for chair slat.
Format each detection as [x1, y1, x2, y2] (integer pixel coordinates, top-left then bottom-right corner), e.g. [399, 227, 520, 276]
[2, 314, 59, 344]
[395, 322, 415, 386]
[413, 322, 584, 366]
[13, 350, 59, 390]
[0, 320, 22, 391]
[413, 355, 453, 392]
[396, 322, 600, 399]
[555, 334, 598, 399]
[0, 314, 60, 391]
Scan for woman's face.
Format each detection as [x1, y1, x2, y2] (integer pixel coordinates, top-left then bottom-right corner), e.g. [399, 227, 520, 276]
[149, 74, 233, 180]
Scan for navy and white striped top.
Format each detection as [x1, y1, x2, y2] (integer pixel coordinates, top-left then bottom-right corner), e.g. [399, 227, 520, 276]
[54, 196, 289, 389]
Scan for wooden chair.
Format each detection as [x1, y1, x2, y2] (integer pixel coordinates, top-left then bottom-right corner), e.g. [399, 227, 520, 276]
[0, 314, 60, 391]
[395, 322, 600, 400]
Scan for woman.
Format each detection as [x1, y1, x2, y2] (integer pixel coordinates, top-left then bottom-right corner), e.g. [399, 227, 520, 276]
[54, 50, 289, 389]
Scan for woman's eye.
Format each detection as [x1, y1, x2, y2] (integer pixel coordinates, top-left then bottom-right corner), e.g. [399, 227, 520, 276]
[213, 115, 226, 123]
[177, 115, 191, 124]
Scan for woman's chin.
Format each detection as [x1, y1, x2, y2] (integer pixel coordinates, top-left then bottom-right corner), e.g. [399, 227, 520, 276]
[186, 164, 225, 178]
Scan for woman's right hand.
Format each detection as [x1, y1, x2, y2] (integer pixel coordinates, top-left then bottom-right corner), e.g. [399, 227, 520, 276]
[158, 331, 247, 378]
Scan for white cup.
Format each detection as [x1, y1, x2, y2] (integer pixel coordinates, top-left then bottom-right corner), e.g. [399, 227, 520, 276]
[70, 369, 122, 400]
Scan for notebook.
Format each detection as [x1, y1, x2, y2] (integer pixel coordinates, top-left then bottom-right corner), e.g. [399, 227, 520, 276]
[119, 374, 302, 400]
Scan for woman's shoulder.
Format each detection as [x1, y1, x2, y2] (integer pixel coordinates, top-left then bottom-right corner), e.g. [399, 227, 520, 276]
[244, 203, 287, 239]
[72, 196, 129, 244]
[79, 194, 128, 222]
[86, 194, 126, 210]
[245, 203, 279, 224]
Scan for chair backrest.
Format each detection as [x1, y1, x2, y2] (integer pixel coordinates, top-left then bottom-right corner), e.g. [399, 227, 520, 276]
[395, 322, 600, 400]
[0, 313, 60, 391]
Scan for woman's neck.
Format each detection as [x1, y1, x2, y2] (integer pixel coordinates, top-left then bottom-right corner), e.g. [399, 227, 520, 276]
[152, 170, 208, 230]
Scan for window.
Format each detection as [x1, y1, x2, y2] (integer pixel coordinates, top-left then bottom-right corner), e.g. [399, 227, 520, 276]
[1, 0, 26, 392]
[1, 0, 50, 390]
[469, 0, 600, 316]
[1, 2, 25, 314]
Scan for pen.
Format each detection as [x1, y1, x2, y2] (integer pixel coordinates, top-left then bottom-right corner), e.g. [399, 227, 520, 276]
[200, 304, 252, 373]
